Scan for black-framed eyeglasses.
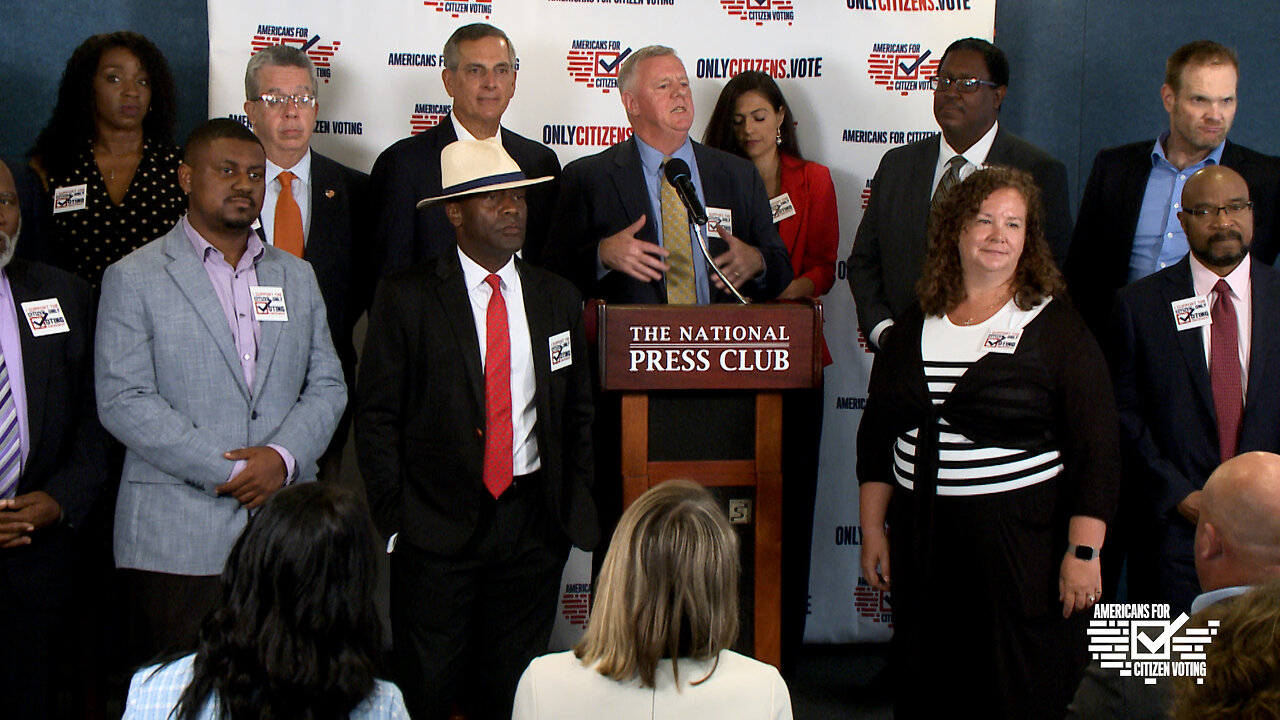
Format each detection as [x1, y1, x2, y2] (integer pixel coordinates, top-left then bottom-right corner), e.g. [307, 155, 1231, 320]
[930, 76, 1001, 93]
[254, 93, 317, 110]
[1186, 201, 1253, 219]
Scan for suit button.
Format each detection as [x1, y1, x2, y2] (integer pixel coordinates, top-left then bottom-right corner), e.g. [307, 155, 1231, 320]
[251, 411, 259, 420]
[475, 428, 484, 438]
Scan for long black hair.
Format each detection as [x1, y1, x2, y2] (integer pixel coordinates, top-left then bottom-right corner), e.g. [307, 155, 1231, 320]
[702, 70, 802, 160]
[29, 31, 177, 177]
[174, 483, 383, 720]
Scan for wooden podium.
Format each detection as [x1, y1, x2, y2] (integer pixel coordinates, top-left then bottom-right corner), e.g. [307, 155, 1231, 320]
[592, 300, 823, 668]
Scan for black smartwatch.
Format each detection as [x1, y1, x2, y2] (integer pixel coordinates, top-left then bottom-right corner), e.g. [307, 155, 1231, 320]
[1067, 543, 1099, 561]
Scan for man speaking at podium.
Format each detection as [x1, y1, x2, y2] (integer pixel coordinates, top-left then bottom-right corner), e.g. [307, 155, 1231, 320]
[545, 45, 791, 304]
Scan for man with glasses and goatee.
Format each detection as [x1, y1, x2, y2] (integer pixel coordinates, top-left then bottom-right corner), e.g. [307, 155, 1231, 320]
[847, 36, 1071, 352]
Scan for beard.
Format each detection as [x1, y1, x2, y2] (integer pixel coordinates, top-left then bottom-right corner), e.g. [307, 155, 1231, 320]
[0, 221, 20, 270]
[1193, 229, 1251, 269]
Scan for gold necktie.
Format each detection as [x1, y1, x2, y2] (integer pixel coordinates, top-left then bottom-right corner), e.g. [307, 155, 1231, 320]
[661, 158, 696, 304]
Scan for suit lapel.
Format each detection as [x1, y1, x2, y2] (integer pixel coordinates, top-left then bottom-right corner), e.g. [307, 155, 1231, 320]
[6, 262, 50, 460]
[249, 254, 286, 402]
[907, 135, 940, 257]
[164, 232, 251, 400]
[1162, 259, 1216, 418]
[518, 261, 552, 448]
[1118, 143, 1155, 252]
[307, 153, 338, 263]
[435, 252, 486, 412]
[1244, 260, 1279, 418]
[611, 139, 656, 241]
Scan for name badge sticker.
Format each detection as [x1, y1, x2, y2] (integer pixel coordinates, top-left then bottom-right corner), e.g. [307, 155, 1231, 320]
[52, 184, 87, 214]
[249, 286, 289, 322]
[549, 330, 573, 372]
[21, 298, 71, 337]
[770, 193, 797, 223]
[981, 328, 1022, 354]
[706, 207, 733, 237]
[1171, 296, 1212, 331]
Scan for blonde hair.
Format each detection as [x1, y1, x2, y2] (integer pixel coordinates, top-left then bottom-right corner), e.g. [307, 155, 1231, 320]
[1172, 580, 1280, 719]
[574, 480, 739, 688]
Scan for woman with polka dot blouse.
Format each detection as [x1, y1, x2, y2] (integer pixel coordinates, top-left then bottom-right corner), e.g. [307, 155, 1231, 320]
[28, 31, 185, 288]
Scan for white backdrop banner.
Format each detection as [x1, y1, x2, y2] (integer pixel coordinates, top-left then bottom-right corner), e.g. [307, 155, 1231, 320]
[209, 0, 994, 645]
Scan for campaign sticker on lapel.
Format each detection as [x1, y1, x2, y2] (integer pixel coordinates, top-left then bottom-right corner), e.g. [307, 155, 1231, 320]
[981, 329, 1022, 354]
[52, 184, 87, 214]
[249, 286, 289, 322]
[1171, 295, 1212, 331]
[20, 298, 71, 336]
[706, 207, 733, 237]
[549, 330, 573, 372]
[770, 193, 797, 224]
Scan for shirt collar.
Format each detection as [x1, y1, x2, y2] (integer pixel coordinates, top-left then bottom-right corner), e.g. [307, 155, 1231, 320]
[1190, 250, 1251, 300]
[635, 134, 695, 178]
[941, 121, 999, 168]
[457, 245, 518, 293]
[267, 148, 312, 187]
[451, 114, 501, 142]
[182, 216, 266, 270]
[1190, 585, 1251, 615]
[1152, 129, 1226, 169]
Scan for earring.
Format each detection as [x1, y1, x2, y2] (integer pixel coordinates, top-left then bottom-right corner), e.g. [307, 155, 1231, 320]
[775, 127, 782, 146]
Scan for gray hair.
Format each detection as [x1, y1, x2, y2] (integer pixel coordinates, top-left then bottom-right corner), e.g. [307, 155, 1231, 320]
[442, 23, 516, 71]
[245, 45, 317, 100]
[618, 45, 678, 94]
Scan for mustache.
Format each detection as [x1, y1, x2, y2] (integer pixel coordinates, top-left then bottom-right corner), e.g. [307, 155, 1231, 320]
[1209, 230, 1245, 244]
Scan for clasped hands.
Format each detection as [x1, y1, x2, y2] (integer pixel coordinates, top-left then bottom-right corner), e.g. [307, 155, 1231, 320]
[217, 445, 287, 510]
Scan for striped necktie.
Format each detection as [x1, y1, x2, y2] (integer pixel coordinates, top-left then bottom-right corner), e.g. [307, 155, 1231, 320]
[0, 349, 21, 499]
[931, 155, 967, 214]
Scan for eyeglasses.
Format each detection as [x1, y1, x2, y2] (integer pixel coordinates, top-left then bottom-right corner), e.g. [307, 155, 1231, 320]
[930, 76, 1001, 93]
[1186, 201, 1253, 219]
[254, 93, 317, 110]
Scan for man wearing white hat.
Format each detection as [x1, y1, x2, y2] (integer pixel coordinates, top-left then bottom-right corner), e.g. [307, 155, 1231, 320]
[356, 139, 598, 720]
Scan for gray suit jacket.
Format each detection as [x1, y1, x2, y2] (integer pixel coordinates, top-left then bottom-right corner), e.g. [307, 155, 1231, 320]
[846, 127, 1072, 345]
[95, 223, 346, 575]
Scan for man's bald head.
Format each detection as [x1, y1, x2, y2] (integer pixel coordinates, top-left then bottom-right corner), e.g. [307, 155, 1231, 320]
[1178, 165, 1253, 276]
[1195, 451, 1280, 591]
[0, 159, 21, 266]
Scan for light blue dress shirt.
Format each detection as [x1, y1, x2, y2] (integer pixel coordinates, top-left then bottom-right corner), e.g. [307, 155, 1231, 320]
[1129, 131, 1226, 283]
[634, 135, 712, 304]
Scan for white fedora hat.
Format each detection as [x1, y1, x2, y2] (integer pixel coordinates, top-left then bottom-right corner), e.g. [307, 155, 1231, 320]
[415, 138, 553, 207]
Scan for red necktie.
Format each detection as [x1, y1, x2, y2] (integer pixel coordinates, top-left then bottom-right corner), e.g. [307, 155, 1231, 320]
[274, 170, 305, 258]
[1210, 278, 1243, 462]
[482, 274, 513, 498]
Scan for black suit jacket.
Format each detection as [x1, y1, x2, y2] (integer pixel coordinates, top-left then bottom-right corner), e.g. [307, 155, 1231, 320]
[1110, 256, 1280, 558]
[0, 259, 107, 606]
[1066, 139, 1280, 339]
[846, 127, 1073, 344]
[544, 137, 793, 303]
[368, 116, 562, 274]
[355, 251, 598, 555]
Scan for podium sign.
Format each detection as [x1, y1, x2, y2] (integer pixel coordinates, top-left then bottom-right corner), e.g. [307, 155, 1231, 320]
[594, 301, 822, 668]
[597, 303, 822, 391]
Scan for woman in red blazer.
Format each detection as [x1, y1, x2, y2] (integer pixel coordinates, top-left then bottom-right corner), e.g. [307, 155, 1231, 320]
[703, 71, 839, 301]
[705, 72, 840, 675]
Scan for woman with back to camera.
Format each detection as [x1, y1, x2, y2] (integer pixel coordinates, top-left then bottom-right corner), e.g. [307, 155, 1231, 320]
[856, 167, 1119, 719]
[512, 479, 792, 720]
[122, 483, 409, 719]
[26, 31, 185, 286]
[703, 70, 838, 673]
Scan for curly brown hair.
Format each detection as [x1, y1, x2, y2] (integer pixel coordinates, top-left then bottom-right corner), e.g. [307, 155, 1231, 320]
[1172, 580, 1280, 720]
[917, 165, 1064, 316]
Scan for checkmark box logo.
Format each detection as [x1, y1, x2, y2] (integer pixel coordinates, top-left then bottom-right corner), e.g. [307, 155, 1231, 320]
[896, 50, 932, 79]
[596, 48, 632, 76]
[1130, 616, 1188, 660]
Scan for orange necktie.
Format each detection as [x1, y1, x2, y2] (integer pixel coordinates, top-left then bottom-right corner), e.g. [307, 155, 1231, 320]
[274, 170, 305, 258]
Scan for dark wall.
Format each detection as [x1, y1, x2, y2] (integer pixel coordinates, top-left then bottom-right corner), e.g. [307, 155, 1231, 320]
[3, 1, 1277, 215]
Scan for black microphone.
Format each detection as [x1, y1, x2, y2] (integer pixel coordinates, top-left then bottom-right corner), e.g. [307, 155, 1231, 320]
[663, 158, 708, 225]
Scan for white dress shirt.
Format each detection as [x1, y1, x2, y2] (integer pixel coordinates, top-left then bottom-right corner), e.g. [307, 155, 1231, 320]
[457, 247, 540, 474]
[260, 150, 313, 248]
[1190, 252, 1251, 399]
